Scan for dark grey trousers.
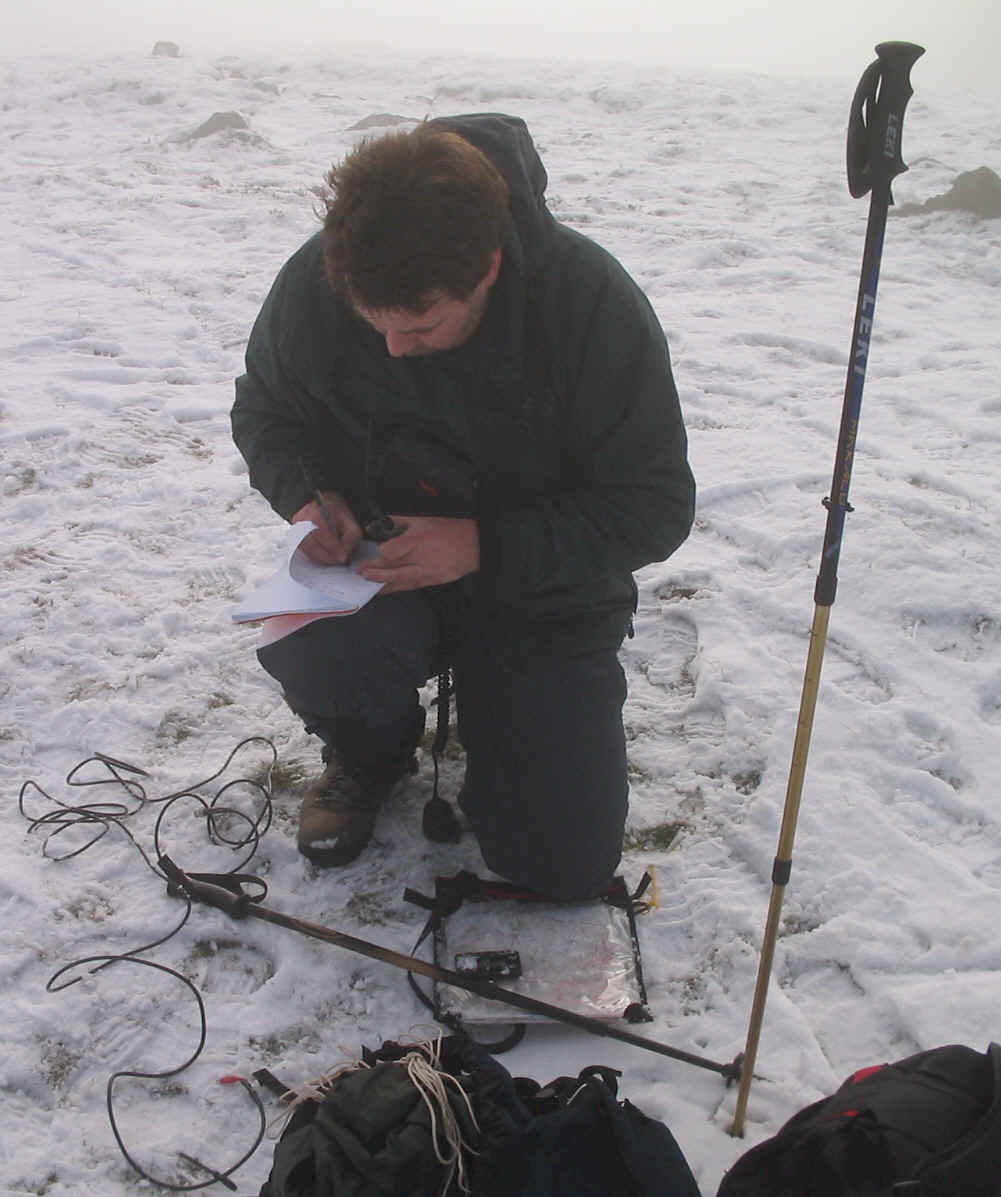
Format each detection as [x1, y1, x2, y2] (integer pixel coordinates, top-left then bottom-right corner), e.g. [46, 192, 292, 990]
[258, 589, 628, 898]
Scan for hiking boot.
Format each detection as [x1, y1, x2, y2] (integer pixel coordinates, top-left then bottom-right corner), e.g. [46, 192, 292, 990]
[297, 762, 396, 867]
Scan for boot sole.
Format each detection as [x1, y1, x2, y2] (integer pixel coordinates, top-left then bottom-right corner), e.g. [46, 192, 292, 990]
[298, 835, 371, 867]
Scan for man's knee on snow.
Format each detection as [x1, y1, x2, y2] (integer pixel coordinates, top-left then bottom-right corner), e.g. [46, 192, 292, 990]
[472, 824, 622, 901]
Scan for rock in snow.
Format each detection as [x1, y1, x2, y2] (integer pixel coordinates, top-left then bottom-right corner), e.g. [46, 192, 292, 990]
[899, 166, 1001, 219]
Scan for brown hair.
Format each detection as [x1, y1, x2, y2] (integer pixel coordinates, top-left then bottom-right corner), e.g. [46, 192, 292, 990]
[322, 125, 509, 313]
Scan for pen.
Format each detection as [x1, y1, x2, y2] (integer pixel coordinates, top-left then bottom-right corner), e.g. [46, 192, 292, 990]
[311, 486, 342, 543]
[298, 458, 342, 545]
[299, 458, 403, 544]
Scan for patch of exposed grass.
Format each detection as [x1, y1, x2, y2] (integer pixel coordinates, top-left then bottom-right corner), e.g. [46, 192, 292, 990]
[345, 890, 392, 926]
[155, 710, 194, 745]
[248, 1032, 290, 1060]
[39, 1040, 79, 1090]
[731, 769, 762, 795]
[187, 937, 245, 961]
[658, 583, 700, 601]
[419, 724, 465, 759]
[22, 1170, 59, 1195]
[256, 757, 311, 791]
[623, 821, 684, 853]
[63, 893, 115, 922]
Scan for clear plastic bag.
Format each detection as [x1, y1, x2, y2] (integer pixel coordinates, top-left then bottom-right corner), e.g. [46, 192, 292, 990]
[433, 889, 647, 1027]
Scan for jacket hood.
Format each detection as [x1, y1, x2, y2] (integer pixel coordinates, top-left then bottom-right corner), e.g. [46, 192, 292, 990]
[428, 113, 553, 272]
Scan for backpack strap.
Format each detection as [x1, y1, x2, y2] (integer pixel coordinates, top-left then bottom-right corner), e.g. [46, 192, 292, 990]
[402, 882, 527, 1053]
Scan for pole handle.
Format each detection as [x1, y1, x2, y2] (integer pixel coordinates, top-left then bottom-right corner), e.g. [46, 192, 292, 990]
[160, 854, 265, 917]
[815, 41, 924, 608]
[847, 41, 924, 199]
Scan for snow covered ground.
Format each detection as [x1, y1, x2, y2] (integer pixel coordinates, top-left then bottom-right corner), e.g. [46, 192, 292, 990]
[2, 45, 1000, 1195]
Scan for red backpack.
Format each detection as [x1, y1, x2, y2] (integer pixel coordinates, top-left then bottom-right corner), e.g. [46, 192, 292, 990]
[718, 1043, 1001, 1196]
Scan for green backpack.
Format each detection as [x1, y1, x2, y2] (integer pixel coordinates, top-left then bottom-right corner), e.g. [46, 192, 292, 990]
[258, 1033, 701, 1197]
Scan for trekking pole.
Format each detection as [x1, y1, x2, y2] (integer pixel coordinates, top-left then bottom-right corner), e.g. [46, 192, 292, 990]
[729, 41, 924, 1138]
[159, 855, 745, 1082]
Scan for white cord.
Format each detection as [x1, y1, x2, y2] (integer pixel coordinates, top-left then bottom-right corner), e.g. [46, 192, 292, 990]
[266, 1036, 482, 1192]
[269, 1056, 368, 1136]
[403, 1041, 482, 1194]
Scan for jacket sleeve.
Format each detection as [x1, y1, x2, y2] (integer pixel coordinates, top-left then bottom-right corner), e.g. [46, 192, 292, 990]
[476, 246, 695, 602]
[231, 242, 358, 523]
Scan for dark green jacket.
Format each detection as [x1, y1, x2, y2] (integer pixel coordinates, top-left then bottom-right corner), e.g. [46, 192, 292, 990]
[232, 114, 695, 658]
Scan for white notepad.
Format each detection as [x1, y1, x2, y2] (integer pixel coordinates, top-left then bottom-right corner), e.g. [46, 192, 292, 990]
[232, 522, 383, 623]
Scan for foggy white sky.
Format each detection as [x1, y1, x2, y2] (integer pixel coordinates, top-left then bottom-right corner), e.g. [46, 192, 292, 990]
[4, 0, 999, 97]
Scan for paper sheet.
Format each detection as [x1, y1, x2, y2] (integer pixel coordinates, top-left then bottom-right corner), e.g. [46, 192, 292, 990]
[231, 522, 383, 623]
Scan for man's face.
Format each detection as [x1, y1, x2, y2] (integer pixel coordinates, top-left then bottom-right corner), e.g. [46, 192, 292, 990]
[356, 249, 502, 358]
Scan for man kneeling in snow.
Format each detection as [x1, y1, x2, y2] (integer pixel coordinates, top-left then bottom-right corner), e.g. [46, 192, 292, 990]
[232, 115, 694, 898]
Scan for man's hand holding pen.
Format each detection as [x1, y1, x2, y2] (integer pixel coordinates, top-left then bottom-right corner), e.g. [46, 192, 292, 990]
[292, 492, 479, 593]
[292, 490, 362, 565]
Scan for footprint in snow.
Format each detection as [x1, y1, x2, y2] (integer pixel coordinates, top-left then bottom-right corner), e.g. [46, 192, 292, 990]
[644, 614, 698, 701]
[184, 939, 275, 995]
[901, 608, 1001, 663]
